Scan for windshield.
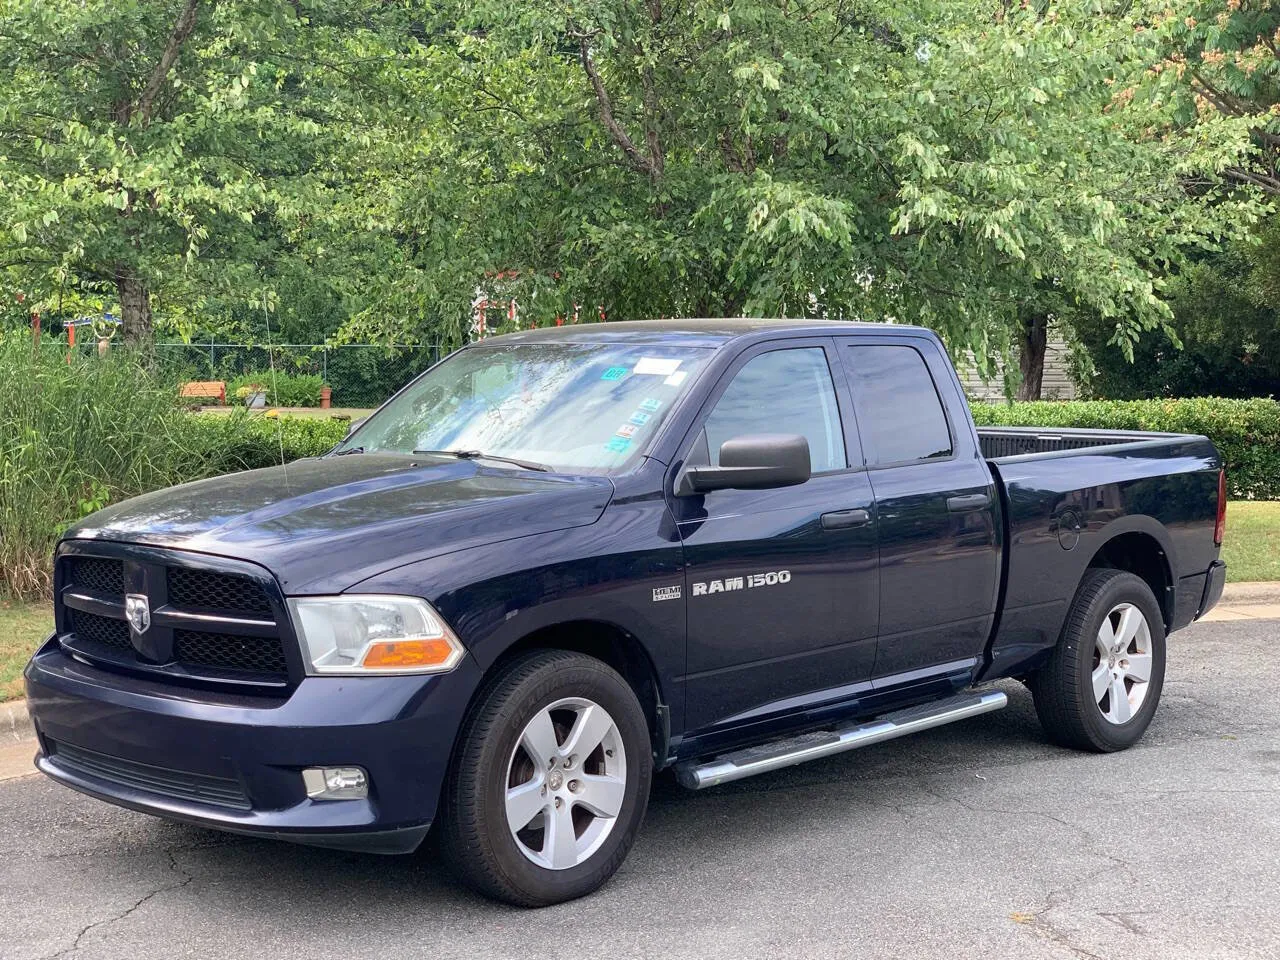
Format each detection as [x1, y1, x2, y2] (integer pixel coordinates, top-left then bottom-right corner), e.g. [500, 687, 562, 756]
[343, 340, 712, 473]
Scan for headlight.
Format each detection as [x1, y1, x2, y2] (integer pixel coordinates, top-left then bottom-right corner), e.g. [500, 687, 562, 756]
[288, 595, 466, 675]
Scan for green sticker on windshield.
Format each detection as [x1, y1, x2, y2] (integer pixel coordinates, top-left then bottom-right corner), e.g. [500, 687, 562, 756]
[605, 436, 631, 453]
[640, 398, 662, 412]
[601, 366, 628, 381]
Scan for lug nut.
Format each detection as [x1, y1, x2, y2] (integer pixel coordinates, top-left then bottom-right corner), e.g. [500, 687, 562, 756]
[554, 797, 563, 809]
[563, 756, 575, 770]
[568, 780, 581, 793]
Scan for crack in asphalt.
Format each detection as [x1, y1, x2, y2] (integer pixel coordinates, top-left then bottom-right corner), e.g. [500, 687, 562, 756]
[913, 784, 1147, 960]
[1098, 911, 1151, 937]
[41, 849, 194, 960]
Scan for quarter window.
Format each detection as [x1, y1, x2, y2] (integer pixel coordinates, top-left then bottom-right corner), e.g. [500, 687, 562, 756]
[701, 347, 846, 474]
[846, 345, 952, 464]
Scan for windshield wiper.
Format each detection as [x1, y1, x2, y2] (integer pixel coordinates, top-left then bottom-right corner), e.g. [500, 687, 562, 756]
[413, 449, 550, 472]
[334, 445, 364, 456]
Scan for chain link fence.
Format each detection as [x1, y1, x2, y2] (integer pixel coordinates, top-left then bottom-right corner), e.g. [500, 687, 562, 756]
[145, 343, 444, 408]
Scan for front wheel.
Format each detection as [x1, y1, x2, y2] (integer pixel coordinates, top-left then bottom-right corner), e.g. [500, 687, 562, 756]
[440, 650, 652, 906]
[1030, 569, 1167, 752]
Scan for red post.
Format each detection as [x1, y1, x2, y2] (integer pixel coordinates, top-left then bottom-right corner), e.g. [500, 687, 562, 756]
[66, 322, 75, 363]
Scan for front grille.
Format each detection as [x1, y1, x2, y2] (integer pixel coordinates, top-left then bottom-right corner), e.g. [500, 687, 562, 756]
[174, 630, 288, 675]
[68, 557, 125, 596]
[58, 550, 291, 687]
[71, 610, 131, 650]
[49, 739, 251, 810]
[168, 567, 273, 617]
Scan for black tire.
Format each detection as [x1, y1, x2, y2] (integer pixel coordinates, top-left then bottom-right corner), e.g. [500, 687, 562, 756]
[1030, 568, 1167, 752]
[439, 650, 652, 907]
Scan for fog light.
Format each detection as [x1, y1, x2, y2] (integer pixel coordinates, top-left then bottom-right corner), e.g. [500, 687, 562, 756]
[302, 766, 369, 800]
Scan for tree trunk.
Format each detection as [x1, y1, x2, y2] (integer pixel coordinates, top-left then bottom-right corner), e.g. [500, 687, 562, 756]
[1016, 311, 1048, 401]
[117, 269, 153, 343]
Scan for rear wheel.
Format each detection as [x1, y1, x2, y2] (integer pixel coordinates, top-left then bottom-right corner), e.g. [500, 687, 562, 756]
[440, 650, 652, 906]
[1030, 569, 1167, 752]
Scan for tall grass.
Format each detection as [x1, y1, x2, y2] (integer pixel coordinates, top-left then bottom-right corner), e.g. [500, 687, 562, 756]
[0, 335, 218, 599]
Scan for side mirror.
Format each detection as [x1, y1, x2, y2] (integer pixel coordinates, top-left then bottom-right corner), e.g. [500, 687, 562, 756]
[676, 434, 811, 495]
[345, 417, 366, 439]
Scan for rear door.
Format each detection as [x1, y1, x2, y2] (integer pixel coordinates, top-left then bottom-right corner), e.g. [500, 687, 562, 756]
[668, 338, 880, 735]
[840, 336, 1000, 686]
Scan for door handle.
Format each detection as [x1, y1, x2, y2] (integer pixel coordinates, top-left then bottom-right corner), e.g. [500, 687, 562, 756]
[947, 493, 991, 513]
[821, 508, 871, 530]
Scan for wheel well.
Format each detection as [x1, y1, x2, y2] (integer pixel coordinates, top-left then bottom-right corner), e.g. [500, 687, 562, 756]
[1086, 532, 1172, 627]
[495, 621, 667, 759]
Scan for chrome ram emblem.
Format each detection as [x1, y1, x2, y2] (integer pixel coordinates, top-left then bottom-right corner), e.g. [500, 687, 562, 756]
[125, 593, 151, 634]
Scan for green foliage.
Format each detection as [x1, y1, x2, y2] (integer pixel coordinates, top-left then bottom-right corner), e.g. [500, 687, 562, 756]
[185, 412, 346, 471]
[1072, 218, 1280, 399]
[0, 332, 346, 599]
[0, 333, 217, 598]
[0, 0, 414, 339]
[227, 371, 323, 407]
[972, 398, 1280, 500]
[0, 0, 1270, 372]
[1141, 1, 1279, 197]
[330, 0, 1260, 370]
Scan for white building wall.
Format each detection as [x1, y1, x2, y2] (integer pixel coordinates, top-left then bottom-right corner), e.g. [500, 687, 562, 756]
[957, 336, 1077, 402]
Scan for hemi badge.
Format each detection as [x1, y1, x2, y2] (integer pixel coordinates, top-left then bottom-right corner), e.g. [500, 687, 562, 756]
[652, 585, 682, 602]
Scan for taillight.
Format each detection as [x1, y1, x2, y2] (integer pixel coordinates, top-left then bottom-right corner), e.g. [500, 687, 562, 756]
[1214, 468, 1226, 546]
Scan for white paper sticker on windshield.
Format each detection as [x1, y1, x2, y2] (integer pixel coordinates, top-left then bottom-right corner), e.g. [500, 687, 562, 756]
[634, 357, 682, 376]
[664, 371, 688, 386]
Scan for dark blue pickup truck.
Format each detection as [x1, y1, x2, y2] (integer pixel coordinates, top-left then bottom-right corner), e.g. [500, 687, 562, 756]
[25, 319, 1227, 905]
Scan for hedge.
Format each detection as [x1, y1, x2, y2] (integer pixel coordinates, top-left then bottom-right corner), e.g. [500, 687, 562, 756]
[227, 371, 324, 407]
[187, 413, 348, 472]
[970, 398, 1280, 500]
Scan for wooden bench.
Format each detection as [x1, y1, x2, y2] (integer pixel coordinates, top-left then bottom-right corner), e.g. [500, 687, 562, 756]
[179, 380, 227, 405]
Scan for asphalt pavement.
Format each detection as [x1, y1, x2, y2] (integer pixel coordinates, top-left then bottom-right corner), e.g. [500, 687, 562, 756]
[3, 616, 1278, 960]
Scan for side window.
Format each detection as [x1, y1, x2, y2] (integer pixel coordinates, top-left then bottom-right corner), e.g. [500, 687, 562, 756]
[846, 345, 952, 464]
[701, 347, 846, 473]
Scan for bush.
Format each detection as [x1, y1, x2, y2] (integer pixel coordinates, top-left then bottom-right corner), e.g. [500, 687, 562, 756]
[0, 335, 221, 599]
[971, 398, 1280, 500]
[0, 334, 351, 600]
[227, 370, 323, 407]
[187, 413, 347, 471]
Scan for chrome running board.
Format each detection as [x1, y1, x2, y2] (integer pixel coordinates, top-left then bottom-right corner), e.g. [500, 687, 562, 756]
[674, 690, 1008, 790]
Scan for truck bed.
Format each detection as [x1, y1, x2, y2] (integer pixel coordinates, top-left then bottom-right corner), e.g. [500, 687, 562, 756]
[977, 424, 1222, 682]
[977, 425, 1193, 461]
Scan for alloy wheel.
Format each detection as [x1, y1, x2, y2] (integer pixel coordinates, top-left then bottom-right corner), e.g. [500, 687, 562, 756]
[505, 697, 627, 870]
[1091, 602, 1154, 725]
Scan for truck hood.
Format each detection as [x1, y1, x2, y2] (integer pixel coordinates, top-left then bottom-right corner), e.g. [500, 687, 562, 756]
[64, 455, 614, 594]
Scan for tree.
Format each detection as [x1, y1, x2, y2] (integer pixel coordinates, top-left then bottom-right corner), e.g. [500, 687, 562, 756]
[1074, 218, 1280, 398]
[1145, 1, 1279, 197]
[0, 0, 404, 342]
[340, 0, 1257, 380]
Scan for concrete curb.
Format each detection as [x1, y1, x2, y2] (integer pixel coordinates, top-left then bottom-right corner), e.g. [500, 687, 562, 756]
[1221, 581, 1280, 606]
[2, 699, 32, 743]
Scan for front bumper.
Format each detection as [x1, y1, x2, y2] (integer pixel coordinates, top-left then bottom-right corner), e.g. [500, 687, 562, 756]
[24, 636, 481, 854]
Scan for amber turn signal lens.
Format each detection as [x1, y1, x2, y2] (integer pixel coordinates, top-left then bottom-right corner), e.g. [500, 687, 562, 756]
[360, 638, 458, 669]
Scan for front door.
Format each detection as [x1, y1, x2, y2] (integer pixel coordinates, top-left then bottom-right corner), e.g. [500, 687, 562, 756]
[668, 340, 880, 736]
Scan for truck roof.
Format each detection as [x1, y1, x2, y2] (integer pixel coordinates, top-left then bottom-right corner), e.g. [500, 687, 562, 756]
[491, 318, 935, 348]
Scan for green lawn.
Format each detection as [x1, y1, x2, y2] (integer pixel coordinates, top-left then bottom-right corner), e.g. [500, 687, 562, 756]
[0, 500, 1275, 703]
[1222, 501, 1280, 584]
[0, 601, 50, 702]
